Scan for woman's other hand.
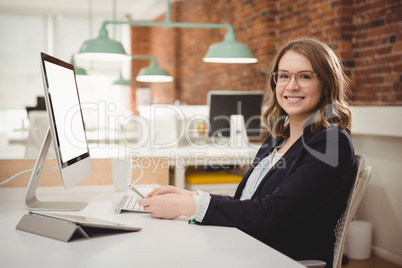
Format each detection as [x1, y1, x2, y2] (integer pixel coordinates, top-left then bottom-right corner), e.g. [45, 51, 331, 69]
[138, 194, 196, 219]
[146, 185, 195, 198]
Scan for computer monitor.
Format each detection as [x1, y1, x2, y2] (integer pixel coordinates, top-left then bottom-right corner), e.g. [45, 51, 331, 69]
[207, 91, 264, 139]
[25, 52, 92, 211]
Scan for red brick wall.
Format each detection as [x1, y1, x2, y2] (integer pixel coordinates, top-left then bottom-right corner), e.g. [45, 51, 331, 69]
[149, 13, 178, 104]
[352, 0, 402, 104]
[131, 0, 402, 107]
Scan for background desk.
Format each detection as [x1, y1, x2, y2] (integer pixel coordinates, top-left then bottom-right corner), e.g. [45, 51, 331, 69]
[0, 186, 304, 268]
[91, 143, 261, 189]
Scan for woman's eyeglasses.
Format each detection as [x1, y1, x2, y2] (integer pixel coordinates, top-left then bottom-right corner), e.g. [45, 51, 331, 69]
[272, 71, 319, 88]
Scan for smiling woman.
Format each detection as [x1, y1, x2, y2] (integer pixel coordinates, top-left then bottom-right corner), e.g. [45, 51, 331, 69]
[137, 37, 357, 268]
[264, 38, 352, 142]
[274, 50, 325, 132]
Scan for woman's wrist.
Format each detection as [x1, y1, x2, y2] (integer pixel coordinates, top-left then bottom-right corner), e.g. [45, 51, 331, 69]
[181, 188, 196, 197]
[182, 195, 197, 217]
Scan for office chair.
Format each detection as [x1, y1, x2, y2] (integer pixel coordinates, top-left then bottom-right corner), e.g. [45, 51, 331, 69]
[299, 154, 372, 268]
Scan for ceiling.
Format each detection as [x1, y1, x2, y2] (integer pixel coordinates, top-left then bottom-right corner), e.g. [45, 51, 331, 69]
[0, 0, 179, 20]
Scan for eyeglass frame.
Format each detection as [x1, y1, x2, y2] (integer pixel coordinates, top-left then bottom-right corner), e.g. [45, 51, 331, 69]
[271, 71, 320, 88]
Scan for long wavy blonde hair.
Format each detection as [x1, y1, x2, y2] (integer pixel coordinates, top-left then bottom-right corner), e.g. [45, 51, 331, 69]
[262, 37, 352, 139]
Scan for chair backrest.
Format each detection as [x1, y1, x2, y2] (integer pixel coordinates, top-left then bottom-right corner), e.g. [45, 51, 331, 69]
[332, 154, 372, 268]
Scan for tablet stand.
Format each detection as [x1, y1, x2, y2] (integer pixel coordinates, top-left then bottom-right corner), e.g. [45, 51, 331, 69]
[16, 212, 89, 242]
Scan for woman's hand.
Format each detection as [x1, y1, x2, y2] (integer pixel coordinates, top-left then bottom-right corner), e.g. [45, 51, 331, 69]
[146, 185, 195, 198]
[138, 194, 196, 219]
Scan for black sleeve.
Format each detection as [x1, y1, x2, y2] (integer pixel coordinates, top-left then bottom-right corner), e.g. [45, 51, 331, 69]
[198, 128, 356, 236]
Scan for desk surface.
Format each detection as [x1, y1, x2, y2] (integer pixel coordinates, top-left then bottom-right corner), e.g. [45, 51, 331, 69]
[0, 186, 304, 268]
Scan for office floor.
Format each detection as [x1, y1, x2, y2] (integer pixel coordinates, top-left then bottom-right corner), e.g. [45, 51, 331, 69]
[343, 256, 402, 268]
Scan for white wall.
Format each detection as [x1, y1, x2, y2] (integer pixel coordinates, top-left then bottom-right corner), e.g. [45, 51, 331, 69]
[0, 13, 47, 109]
[350, 106, 402, 266]
[0, 12, 127, 110]
[0, 10, 133, 150]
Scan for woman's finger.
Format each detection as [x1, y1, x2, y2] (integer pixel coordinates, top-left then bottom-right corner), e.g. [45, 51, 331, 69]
[146, 187, 165, 197]
[138, 198, 150, 207]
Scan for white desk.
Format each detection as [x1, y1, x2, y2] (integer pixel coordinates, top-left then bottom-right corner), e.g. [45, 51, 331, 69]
[91, 143, 261, 189]
[0, 186, 304, 268]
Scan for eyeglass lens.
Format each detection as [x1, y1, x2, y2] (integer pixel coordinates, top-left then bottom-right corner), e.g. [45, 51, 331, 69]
[274, 72, 316, 87]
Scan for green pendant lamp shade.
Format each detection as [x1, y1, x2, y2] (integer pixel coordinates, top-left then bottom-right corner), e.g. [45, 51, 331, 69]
[70, 55, 87, 75]
[136, 57, 173, 83]
[75, 0, 257, 65]
[111, 56, 173, 84]
[76, 27, 130, 61]
[74, 66, 87, 75]
[76, 22, 256, 64]
[203, 29, 258, 64]
[113, 72, 132, 86]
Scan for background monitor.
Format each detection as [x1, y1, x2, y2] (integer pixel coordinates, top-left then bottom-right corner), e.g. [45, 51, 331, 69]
[207, 91, 264, 139]
[25, 53, 92, 210]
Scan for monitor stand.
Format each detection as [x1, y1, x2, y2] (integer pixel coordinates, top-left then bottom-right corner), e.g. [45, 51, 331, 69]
[24, 127, 88, 211]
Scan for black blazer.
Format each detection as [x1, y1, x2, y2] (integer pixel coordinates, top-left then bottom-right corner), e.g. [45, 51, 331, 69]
[199, 126, 357, 267]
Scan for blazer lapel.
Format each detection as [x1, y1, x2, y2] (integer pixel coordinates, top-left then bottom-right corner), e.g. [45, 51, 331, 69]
[234, 136, 283, 199]
[250, 133, 310, 198]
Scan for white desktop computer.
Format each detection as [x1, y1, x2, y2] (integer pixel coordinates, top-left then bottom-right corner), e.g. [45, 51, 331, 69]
[25, 53, 93, 211]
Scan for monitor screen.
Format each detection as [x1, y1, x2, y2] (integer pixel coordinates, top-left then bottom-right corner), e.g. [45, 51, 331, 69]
[207, 91, 264, 138]
[40, 52, 92, 190]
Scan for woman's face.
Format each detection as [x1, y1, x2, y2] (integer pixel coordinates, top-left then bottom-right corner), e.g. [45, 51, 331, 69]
[275, 50, 324, 123]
